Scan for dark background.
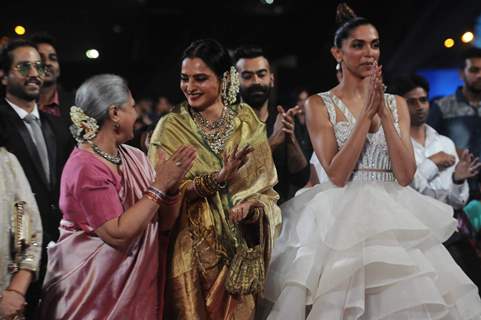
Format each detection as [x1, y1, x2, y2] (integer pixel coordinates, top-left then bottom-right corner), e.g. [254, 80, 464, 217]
[2, 0, 481, 105]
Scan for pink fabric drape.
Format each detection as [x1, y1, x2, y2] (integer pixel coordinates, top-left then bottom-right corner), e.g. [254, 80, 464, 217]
[39, 145, 168, 320]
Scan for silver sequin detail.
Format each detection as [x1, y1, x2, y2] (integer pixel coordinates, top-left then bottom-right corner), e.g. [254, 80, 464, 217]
[320, 92, 400, 183]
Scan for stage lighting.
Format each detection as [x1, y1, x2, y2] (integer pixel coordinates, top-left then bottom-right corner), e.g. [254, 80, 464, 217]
[86, 49, 100, 59]
[461, 31, 474, 43]
[14, 26, 26, 35]
[444, 38, 455, 48]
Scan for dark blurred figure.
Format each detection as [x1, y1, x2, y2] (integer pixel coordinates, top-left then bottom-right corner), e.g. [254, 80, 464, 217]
[148, 95, 172, 124]
[293, 88, 313, 160]
[30, 32, 74, 126]
[428, 47, 481, 199]
[128, 96, 154, 153]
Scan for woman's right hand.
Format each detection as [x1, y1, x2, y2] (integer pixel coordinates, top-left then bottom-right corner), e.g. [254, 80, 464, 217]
[217, 144, 254, 184]
[0, 290, 25, 318]
[153, 146, 197, 193]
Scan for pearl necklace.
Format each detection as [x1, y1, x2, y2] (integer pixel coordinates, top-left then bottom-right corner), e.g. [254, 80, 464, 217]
[91, 143, 122, 165]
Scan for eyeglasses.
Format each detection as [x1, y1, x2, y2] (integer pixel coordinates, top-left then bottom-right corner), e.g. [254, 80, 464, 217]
[406, 96, 428, 105]
[13, 61, 46, 77]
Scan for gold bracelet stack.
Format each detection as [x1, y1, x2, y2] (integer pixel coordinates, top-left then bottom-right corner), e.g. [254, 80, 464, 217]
[193, 172, 227, 198]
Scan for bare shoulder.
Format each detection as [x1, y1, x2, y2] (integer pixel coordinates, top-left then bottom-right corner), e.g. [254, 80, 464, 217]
[305, 93, 325, 108]
[305, 93, 332, 123]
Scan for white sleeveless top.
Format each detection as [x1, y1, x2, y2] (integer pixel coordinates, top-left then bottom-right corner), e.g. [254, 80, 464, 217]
[318, 91, 400, 182]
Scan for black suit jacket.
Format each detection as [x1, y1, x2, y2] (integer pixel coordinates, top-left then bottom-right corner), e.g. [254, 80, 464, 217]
[0, 98, 74, 246]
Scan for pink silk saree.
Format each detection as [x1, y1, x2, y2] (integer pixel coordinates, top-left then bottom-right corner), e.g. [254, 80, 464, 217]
[39, 145, 168, 319]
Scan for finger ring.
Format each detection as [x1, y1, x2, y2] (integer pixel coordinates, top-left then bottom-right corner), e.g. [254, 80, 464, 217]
[175, 161, 182, 167]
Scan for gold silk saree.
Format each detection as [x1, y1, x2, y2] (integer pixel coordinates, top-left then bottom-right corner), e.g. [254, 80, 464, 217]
[149, 102, 281, 319]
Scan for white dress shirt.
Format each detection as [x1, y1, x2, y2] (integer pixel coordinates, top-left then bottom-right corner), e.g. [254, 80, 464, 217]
[6, 98, 41, 137]
[411, 125, 468, 209]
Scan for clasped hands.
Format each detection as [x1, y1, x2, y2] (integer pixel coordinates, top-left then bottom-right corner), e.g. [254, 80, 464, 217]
[362, 61, 390, 123]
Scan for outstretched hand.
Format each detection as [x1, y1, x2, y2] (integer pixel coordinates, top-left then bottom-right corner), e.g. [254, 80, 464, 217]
[217, 144, 254, 184]
[454, 149, 481, 182]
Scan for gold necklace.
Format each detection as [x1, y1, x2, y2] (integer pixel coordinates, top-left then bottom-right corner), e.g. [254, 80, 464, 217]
[191, 106, 235, 154]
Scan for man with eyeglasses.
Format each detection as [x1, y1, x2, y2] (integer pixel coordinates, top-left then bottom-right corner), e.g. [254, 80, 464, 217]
[0, 39, 73, 315]
[391, 74, 481, 293]
[30, 32, 74, 126]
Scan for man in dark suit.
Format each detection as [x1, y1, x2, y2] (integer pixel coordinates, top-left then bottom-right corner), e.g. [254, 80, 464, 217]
[0, 39, 73, 314]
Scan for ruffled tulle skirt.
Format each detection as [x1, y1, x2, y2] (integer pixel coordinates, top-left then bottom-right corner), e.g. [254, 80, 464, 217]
[264, 181, 481, 319]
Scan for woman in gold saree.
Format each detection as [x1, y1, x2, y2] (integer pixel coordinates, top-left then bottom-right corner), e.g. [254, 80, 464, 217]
[148, 39, 281, 319]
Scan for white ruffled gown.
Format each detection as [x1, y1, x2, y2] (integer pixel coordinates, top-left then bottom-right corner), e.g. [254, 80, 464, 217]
[263, 92, 481, 319]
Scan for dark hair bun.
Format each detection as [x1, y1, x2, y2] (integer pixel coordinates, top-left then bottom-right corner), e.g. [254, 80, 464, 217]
[336, 3, 357, 26]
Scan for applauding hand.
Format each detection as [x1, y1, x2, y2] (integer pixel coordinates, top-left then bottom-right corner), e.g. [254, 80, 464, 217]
[153, 145, 197, 193]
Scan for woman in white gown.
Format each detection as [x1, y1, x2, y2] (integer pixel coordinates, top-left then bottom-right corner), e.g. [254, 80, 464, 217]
[264, 3, 481, 319]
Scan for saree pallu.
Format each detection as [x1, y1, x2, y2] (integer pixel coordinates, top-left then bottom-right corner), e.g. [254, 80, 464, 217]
[149, 102, 281, 319]
[39, 145, 168, 320]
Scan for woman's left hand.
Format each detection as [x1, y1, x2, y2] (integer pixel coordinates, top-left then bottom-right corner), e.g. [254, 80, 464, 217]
[229, 200, 263, 223]
[0, 290, 26, 318]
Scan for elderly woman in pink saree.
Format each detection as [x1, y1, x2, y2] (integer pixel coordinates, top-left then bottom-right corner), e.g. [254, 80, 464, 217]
[39, 74, 196, 320]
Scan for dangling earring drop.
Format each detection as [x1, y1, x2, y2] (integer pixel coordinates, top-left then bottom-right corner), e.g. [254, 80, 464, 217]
[336, 61, 342, 71]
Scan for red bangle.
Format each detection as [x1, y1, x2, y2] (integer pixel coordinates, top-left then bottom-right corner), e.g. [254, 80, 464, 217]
[145, 190, 179, 206]
[145, 192, 162, 206]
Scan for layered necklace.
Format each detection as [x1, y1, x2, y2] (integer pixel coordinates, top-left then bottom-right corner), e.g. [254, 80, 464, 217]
[91, 143, 122, 165]
[191, 105, 235, 154]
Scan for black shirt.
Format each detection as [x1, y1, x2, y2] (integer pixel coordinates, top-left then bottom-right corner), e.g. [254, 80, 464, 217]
[266, 112, 310, 204]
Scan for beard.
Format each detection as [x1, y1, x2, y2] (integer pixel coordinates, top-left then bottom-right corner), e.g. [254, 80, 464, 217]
[466, 80, 481, 95]
[7, 80, 40, 102]
[410, 111, 428, 127]
[240, 84, 271, 110]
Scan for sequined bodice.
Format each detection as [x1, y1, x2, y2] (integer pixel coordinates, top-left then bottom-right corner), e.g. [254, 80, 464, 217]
[319, 92, 400, 182]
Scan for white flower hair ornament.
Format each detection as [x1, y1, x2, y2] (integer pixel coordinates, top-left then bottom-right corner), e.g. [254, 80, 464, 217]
[69, 106, 99, 143]
[221, 66, 240, 106]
